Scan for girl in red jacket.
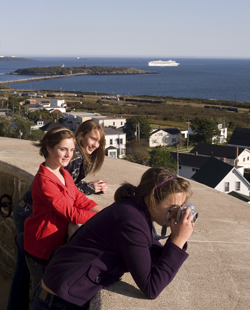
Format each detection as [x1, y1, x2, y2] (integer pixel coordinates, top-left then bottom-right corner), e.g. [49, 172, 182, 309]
[23, 126, 102, 294]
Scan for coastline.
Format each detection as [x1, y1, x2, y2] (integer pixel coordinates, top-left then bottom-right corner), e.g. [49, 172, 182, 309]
[0, 69, 153, 85]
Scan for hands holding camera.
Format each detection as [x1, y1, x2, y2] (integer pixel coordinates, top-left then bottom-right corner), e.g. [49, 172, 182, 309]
[93, 179, 107, 194]
[169, 206, 195, 249]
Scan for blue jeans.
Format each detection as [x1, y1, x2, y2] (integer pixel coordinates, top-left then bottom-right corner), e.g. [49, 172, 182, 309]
[7, 194, 33, 310]
[32, 283, 88, 310]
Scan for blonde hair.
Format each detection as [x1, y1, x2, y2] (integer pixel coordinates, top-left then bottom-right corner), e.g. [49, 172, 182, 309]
[33, 126, 75, 159]
[114, 167, 191, 211]
[75, 120, 105, 175]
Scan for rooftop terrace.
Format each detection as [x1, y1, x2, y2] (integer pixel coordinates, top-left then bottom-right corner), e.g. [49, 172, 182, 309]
[0, 136, 250, 309]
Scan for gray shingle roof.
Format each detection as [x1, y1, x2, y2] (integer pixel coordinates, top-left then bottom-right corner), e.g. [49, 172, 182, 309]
[190, 143, 244, 159]
[228, 191, 250, 202]
[170, 152, 210, 168]
[192, 156, 233, 188]
[151, 128, 181, 136]
[228, 127, 250, 147]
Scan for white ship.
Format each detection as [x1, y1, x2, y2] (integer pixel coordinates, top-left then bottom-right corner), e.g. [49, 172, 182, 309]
[148, 60, 180, 67]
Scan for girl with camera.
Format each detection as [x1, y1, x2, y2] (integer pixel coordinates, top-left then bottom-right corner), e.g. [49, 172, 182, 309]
[32, 167, 195, 310]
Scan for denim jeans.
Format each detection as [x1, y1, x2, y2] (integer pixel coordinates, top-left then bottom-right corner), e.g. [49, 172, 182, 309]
[7, 194, 33, 310]
[32, 283, 88, 310]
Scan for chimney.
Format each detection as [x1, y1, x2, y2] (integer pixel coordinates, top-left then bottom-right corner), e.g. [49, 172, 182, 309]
[223, 157, 226, 162]
[195, 152, 198, 156]
[235, 147, 239, 166]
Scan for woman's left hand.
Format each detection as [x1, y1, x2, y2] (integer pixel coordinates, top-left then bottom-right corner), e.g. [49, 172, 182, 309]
[93, 180, 107, 194]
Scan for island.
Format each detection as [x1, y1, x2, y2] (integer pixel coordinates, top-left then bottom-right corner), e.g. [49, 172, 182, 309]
[9, 66, 152, 75]
[0, 56, 34, 62]
[0, 66, 153, 86]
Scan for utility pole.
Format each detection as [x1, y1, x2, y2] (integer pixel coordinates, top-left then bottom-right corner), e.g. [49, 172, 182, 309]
[135, 122, 140, 140]
[186, 118, 190, 150]
[177, 144, 179, 175]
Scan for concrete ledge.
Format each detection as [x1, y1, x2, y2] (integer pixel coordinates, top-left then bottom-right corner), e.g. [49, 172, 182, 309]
[1, 137, 250, 310]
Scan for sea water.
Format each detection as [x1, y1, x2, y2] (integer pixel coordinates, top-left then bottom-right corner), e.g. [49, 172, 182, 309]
[0, 57, 249, 102]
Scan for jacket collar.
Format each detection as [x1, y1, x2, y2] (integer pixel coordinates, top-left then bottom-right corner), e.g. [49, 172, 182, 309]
[38, 163, 76, 198]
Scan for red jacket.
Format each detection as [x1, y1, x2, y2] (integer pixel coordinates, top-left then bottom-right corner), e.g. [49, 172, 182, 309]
[24, 163, 97, 260]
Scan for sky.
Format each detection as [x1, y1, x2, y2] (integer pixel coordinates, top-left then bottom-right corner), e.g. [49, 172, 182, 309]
[0, 0, 249, 58]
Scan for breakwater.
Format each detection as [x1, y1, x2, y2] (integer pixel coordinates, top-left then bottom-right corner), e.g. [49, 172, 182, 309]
[0, 70, 151, 86]
[0, 74, 83, 85]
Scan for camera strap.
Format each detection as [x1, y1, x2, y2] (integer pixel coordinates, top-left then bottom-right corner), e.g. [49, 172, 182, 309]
[152, 206, 176, 240]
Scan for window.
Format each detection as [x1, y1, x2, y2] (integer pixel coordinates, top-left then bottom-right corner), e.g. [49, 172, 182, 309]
[113, 122, 115, 126]
[243, 158, 245, 162]
[172, 138, 176, 143]
[159, 132, 163, 136]
[110, 139, 113, 145]
[235, 182, 240, 191]
[121, 122, 123, 125]
[248, 157, 249, 161]
[225, 182, 230, 192]
[109, 151, 116, 158]
[119, 138, 123, 144]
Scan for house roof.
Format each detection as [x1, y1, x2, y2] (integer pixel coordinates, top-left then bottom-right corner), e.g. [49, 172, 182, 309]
[170, 152, 210, 168]
[151, 127, 181, 136]
[228, 191, 250, 202]
[32, 117, 49, 125]
[192, 156, 233, 188]
[106, 146, 117, 150]
[103, 127, 124, 135]
[190, 143, 245, 159]
[40, 120, 62, 132]
[228, 127, 250, 147]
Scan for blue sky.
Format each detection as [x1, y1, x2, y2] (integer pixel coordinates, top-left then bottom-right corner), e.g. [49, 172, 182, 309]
[1, 0, 249, 58]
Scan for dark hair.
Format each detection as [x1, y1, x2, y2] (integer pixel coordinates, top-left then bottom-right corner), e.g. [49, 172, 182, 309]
[33, 126, 75, 159]
[114, 167, 191, 211]
[75, 120, 105, 175]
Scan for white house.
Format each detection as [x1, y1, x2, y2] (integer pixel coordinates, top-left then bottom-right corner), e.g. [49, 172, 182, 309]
[51, 99, 66, 108]
[213, 123, 227, 144]
[170, 152, 210, 179]
[149, 128, 182, 147]
[104, 127, 126, 159]
[30, 116, 49, 131]
[61, 112, 102, 131]
[192, 157, 250, 196]
[93, 116, 126, 129]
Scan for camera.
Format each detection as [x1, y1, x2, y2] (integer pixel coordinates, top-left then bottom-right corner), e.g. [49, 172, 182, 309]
[175, 203, 198, 223]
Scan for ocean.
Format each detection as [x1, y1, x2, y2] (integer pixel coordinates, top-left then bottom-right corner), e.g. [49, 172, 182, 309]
[0, 57, 250, 102]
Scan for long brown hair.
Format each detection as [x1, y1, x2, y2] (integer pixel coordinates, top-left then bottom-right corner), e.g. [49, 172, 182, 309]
[33, 126, 75, 159]
[75, 120, 105, 175]
[114, 167, 191, 211]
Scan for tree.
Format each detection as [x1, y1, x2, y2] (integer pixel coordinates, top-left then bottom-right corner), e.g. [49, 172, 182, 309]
[149, 146, 177, 171]
[124, 116, 151, 141]
[12, 115, 35, 139]
[30, 129, 44, 141]
[125, 150, 150, 166]
[0, 116, 12, 137]
[190, 117, 220, 143]
[27, 109, 54, 121]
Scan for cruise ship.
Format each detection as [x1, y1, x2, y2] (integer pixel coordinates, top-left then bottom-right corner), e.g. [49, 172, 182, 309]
[148, 60, 180, 67]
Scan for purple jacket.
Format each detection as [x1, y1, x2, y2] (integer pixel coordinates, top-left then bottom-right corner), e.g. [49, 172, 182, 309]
[43, 196, 189, 307]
